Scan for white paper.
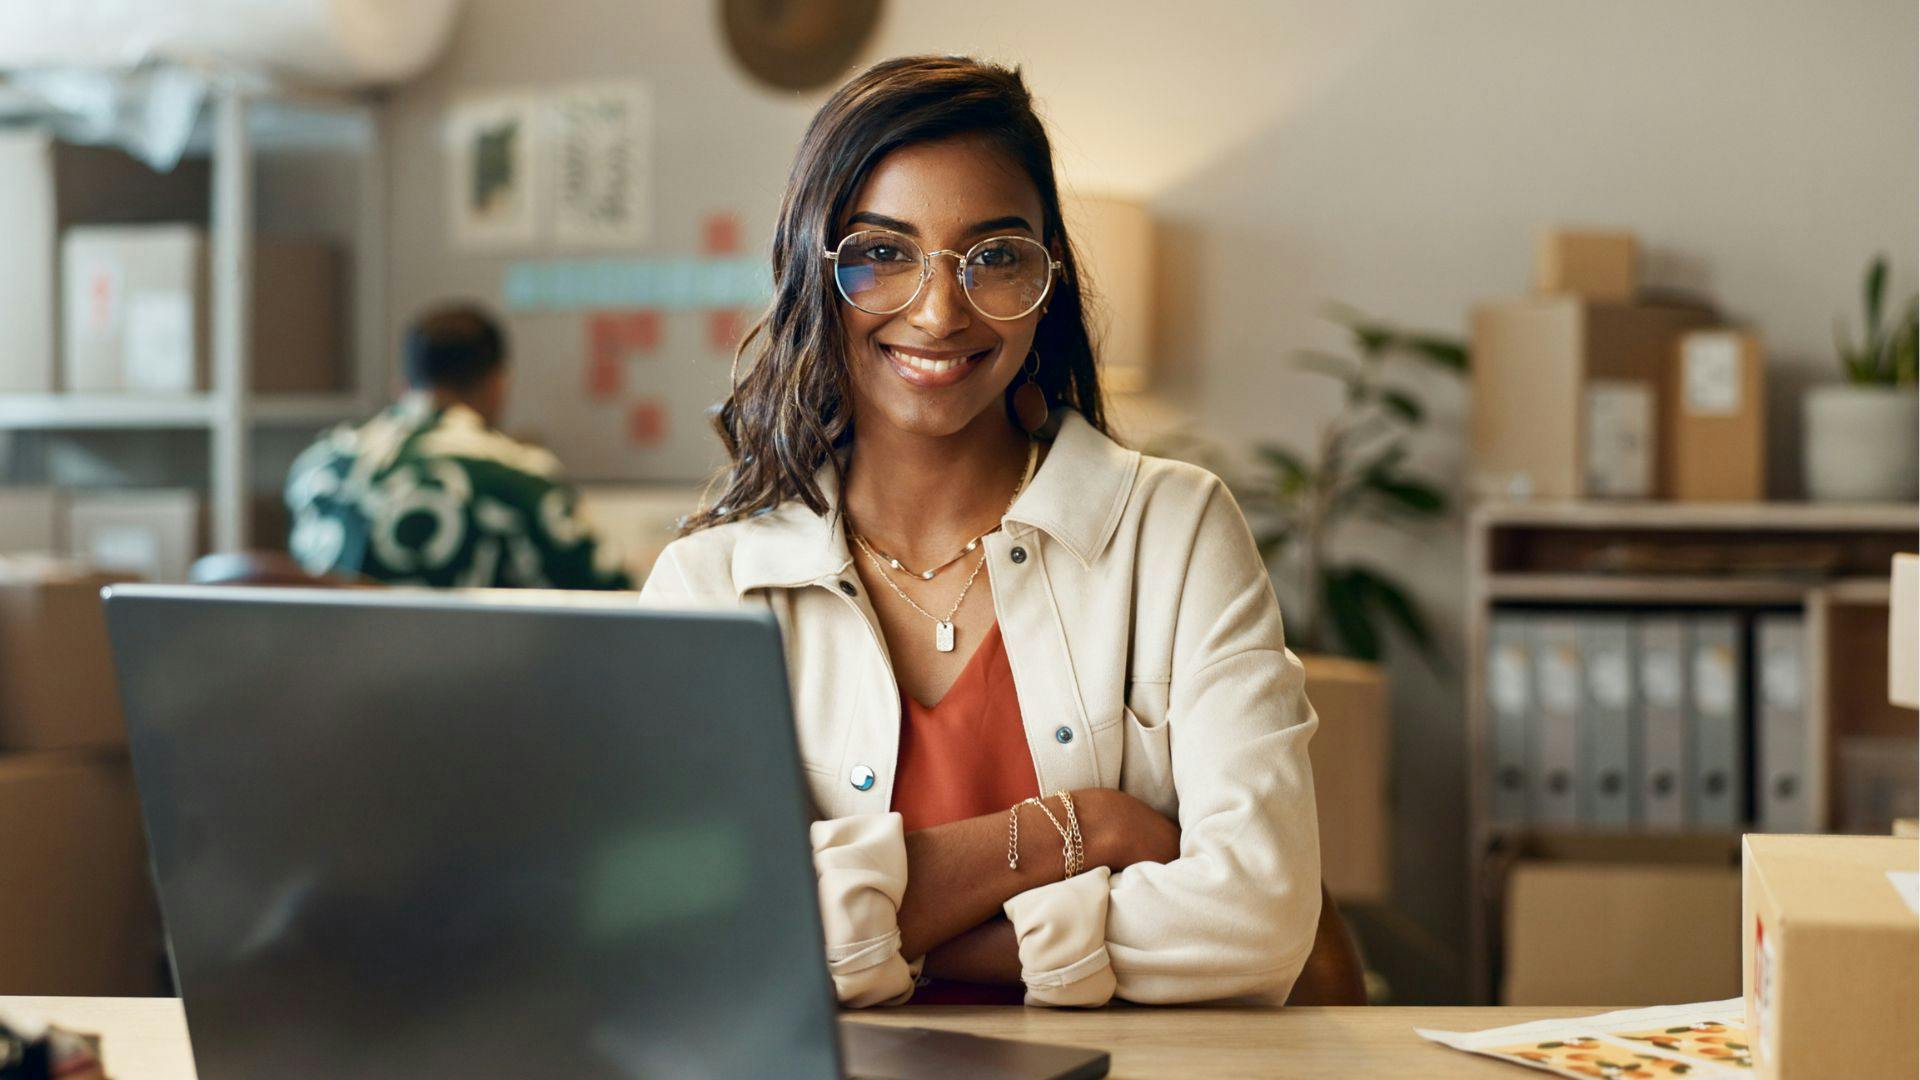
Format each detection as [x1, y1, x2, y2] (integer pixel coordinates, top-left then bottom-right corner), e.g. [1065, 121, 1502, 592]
[1584, 380, 1653, 497]
[124, 289, 195, 392]
[1683, 333, 1744, 416]
[1889, 870, 1920, 915]
[549, 82, 652, 247]
[84, 525, 162, 580]
[445, 94, 541, 249]
[1419, 999, 1751, 1078]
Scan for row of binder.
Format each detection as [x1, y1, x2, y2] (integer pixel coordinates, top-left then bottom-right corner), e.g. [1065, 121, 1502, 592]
[1486, 610, 1812, 830]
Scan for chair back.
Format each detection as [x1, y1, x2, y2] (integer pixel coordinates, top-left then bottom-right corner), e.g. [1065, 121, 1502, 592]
[1283, 884, 1368, 1005]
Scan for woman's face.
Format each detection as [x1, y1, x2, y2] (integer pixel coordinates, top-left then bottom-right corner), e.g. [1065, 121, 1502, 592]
[835, 133, 1050, 440]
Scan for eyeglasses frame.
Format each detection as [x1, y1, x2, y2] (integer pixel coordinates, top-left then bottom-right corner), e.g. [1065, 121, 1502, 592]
[822, 229, 1064, 322]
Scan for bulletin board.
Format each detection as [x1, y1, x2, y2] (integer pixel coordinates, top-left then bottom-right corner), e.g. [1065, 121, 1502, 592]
[382, 12, 821, 485]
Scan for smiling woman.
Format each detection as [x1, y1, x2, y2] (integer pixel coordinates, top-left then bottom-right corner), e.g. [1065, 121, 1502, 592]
[643, 56, 1323, 1010]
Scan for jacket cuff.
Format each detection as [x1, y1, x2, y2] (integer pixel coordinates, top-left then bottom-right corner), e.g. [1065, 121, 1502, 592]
[811, 813, 917, 1007]
[1003, 866, 1118, 1007]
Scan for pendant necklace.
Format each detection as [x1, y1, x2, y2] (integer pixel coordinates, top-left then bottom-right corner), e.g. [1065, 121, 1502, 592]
[849, 438, 1039, 653]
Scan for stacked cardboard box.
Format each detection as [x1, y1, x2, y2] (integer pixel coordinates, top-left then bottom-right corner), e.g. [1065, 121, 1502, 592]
[0, 130, 209, 392]
[1301, 654, 1391, 904]
[0, 558, 165, 994]
[63, 225, 345, 394]
[1743, 835, 1917, 1079]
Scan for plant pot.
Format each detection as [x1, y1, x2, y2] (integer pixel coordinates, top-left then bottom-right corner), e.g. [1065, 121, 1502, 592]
[1803, 383, 1919, 502]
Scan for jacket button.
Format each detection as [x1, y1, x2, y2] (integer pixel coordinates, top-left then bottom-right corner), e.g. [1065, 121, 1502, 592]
[850, 764, 876, 791]
[1054, 726, 1073, 744]
[837, 580, 858, 597]
[1010, 546, 1027, 564]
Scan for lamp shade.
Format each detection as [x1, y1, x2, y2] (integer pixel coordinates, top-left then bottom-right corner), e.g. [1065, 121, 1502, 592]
[1063, 194, 1154, 393]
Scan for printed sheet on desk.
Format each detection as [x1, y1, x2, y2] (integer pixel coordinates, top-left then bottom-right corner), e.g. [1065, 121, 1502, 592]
[1419, 999, 1751, 1077]
[0, 1003, 106, 1079]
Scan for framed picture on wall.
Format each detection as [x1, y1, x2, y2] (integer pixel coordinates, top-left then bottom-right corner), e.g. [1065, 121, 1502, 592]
[445, 94, 541, 249]
[548, 81, 653, 249]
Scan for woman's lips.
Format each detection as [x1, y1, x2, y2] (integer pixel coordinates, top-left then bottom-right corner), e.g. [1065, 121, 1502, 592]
[881, 344, 994, 388]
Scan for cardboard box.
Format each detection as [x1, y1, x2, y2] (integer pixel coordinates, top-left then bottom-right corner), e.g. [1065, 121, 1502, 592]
[1672, 329, 1767, 501]
[0, 752, 165, 995]
[1470, 297, 1720, 500]
[1504, 856, 1741, 1005]
[62, 225, 344, 394]
[1301, 653, 1390, 904]
[577, 483, 706, 584]
[63, 224, 209, 393]
[0, 557, 135, 750]
[0, 487, 62, 554]
[0, 129, 208, 392]
[65, 489, 201, 583]
[1742, 835, 1918, 1079]
[1535, 228, 1639, 301]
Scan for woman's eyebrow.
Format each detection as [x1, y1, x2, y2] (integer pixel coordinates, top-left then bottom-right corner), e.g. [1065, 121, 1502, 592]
[843, 212, 1037, 237]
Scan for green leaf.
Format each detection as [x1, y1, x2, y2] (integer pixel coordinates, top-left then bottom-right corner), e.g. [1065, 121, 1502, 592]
[1366, 473, 1446, 516]
[1255, 443, 1313, 488]
[1403, 333, 1470, 372]
[1865, 254, 1888, 344]
[1321, 567, 1381, 662]
[1380, 389, 1424, 423]
[1290, 350, 1364, 386]
[1350, 564, 1438, 661]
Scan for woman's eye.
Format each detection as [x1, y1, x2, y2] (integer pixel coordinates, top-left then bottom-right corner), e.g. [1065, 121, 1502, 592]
[862, 244, 909, 263]
[973, 242, 1021, 268]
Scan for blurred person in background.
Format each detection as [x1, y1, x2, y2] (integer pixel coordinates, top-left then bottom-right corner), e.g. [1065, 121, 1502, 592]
[285, 302, 633, 590]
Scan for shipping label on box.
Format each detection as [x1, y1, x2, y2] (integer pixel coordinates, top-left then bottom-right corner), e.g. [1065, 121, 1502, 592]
[1584, 379, 1654, 497]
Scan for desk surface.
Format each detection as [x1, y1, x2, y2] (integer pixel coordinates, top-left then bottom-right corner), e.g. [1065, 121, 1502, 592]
[3, 996, 1604, 1079]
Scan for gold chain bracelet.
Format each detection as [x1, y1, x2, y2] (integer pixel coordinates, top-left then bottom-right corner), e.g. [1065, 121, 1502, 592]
[1007, 792, 1085, 879]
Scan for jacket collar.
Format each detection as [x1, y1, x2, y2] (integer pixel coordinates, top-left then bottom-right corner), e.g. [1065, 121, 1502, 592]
[728, 409, 1140, 596]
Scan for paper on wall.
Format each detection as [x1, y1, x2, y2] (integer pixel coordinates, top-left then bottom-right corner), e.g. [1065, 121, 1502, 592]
[445, 94, 541, 250]
[549, 81, 652, 248]
[1418, 999, 1752, 1077]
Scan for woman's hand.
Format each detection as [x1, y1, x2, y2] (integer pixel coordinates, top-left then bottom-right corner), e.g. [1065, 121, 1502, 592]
[1071, 787, 1180, 870]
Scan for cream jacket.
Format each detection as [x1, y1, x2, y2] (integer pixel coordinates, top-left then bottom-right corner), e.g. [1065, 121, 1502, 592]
[638, 410, 1321, 1007]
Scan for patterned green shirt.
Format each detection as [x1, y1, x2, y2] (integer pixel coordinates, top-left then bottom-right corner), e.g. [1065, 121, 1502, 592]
[285, 395, 634, 590]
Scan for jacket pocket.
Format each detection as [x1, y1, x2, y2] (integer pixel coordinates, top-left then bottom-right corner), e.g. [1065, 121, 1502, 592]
[1119, 702, 1178, 819]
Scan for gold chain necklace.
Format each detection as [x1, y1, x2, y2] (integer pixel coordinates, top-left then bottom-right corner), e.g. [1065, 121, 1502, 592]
[849, 438, 1040, 653]
[857, 540, 987, 653]
[852, 439, 1039, 580]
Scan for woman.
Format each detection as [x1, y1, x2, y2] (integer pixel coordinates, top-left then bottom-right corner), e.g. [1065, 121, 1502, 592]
[641, 56, 1320, 1008]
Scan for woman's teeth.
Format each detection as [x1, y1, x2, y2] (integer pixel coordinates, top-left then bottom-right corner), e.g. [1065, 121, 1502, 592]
[888, 347, 980, 374]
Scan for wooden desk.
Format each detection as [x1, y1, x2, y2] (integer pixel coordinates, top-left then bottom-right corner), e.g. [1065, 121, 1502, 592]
[2, 996, 1601, 1079]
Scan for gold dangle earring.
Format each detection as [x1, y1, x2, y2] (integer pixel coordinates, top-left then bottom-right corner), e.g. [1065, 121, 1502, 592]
[1013, 348, 1050, 434]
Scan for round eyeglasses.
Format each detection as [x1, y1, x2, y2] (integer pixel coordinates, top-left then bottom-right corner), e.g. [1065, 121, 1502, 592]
[824, 229, 1062, 321]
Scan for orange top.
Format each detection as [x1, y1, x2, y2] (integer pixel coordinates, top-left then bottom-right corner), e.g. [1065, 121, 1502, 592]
[890, 622, 1040, 1004]
[891, 623, 1040, 833]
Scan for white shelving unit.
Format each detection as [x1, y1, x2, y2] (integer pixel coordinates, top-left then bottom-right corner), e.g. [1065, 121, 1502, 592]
[0, 74, 386, 553]
[1461, 498, 1919, 1004]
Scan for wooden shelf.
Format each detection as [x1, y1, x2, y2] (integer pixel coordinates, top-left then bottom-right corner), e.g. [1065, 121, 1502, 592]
[1484, 573, 1814, 605]
[0, 394, 366, 430]
[1474, 498, 1917, 533]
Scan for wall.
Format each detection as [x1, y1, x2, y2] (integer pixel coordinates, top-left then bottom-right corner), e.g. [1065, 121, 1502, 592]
[380, 0, 1919, 1001]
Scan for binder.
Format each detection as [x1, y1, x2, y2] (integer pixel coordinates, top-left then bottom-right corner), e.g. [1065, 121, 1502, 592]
[1529, 618, 1583, 825]
[1635, 616, 1689, 829]
[1687, 614, 1747, 828]
[1488, 614, 1532, 824]
[1756, 613, 1813, 832]
[1579, 616, 1636, 826]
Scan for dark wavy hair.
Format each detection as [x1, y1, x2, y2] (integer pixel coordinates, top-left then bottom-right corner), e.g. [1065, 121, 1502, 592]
[682, 55, 1110, 533]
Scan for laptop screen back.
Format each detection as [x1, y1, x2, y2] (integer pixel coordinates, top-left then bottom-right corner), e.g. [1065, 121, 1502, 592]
[105, 587, 842, 1080]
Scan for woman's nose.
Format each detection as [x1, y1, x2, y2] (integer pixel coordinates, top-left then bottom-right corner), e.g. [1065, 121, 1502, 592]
[907, 254, 973, 337]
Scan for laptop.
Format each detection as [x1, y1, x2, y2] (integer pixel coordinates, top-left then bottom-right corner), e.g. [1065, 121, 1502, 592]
[104, 586, 1108, 1080]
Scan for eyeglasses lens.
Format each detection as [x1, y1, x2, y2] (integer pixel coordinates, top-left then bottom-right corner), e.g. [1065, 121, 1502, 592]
[834, 231, 1051, 319]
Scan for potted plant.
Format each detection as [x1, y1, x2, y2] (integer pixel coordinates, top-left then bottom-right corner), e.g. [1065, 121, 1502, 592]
[1805, 254, 1918, 502]
[1238, 305, 1468, 663]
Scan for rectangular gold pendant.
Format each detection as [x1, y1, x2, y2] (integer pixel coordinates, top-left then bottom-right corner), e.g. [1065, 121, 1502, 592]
[935, 621, 955, 653]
